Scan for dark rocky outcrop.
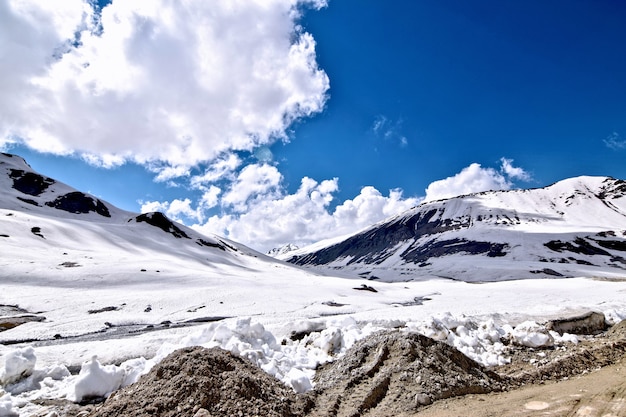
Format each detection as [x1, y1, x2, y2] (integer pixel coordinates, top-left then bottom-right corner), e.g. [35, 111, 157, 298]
[287, 208, 478, 266]
[547, 311, 608, 335]
[133, 212, 189, 239]
[9, 169, 55, 196]
[545, 237, 611, 256]
[45, 192, 111, 217]
[401, 238, 508, 264]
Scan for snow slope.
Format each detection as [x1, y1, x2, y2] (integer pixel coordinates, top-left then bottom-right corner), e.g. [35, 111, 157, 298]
[0, 152, 390, 342]
[1, 153, 625, 416]
[283, 176, 626, 281]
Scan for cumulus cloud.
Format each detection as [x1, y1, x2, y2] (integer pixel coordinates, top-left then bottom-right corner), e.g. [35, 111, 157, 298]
[604, 132, 626, 150]
[140, 198, 197, 223]
[138, 157, 530, 252]
[500, 157, 532, 181]
[424, 158, 531, 202]
[0, 0, 329, 174]
[221, 164, 283, 211]
[202, 179, 420, 252]
[142, 168, 421, 253]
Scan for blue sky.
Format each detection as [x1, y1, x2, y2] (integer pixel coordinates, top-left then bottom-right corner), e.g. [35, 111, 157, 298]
[2, 0, 625, 252]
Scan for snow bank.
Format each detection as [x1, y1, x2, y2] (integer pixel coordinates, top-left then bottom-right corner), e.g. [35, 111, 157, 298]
[0, 393, 18, 417]
[508, 321, 555, 348]
[408, 314, 510, 366]
[1, 346, 71, 402]
[605, 308, 626, 324]
[141, 317, 382, 393]
[1, 312, 621, 415]
[0, 347, 36, 386]
[67, 357, 126, 403]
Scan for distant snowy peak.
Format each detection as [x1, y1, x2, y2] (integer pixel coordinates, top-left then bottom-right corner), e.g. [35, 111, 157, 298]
[285, 176, 626, 282]
[267, 243, 300, 258]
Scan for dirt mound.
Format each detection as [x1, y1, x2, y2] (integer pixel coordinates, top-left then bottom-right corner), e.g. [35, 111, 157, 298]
[498, 321, 626, 385]
[89, 346, 303, 417]
[304, 330, 506, 416]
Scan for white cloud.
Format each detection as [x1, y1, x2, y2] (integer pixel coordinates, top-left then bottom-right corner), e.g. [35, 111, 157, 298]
[140, 198, 197, 224]
[371, 115, 408, 147]
[206, 181, 419, 252]
[198, 185, 221, 211]
[604, 132, 626, 150]
[0, 0, 329, 174]
[221, 164, 283, 211]
[500, 157, 531, 181]
[150, 165, 191, 183]
[424, 158, 531, 202]
[178, 171, 420, 252]
[190, 153, 242, 189]
[139, 200, 168, 214]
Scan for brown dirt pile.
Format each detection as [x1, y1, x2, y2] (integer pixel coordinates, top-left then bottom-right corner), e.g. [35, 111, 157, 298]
[88, 346, 304, 417]
[305, 331, 506, 416]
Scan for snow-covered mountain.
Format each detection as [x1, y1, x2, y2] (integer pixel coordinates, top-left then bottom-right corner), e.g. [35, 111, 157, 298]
[267, 243, 300, 258]
[0, 152, 271, 274]
[282, 176, 626, 282]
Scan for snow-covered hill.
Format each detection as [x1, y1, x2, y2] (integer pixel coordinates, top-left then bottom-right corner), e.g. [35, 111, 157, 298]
[0, 152, 265, 267]
[283, 176, 626, 282]
[0, 152, 356, 342]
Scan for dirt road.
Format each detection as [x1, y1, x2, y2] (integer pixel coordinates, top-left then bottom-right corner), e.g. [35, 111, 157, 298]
[412, 357, 626, 417]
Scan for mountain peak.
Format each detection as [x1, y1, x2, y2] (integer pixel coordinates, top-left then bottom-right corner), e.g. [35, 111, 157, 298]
[285, 176, 626, 282]
[267, 243, 300, 258]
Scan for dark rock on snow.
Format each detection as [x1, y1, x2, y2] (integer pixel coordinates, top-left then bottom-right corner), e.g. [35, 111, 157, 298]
[45, 191, 111, 217]
[134, 212, 190, 239]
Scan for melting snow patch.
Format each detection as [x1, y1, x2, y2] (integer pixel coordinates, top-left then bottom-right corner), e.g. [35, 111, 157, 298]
[1, 347, 36, 386]
[0, 392, 18, 417]
[68, 357, 125, 403]
[508, 321, 555, 348]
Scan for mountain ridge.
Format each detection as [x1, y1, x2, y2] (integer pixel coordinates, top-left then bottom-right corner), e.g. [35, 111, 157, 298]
[0, 152, 275, 277]
[282, 175, 626, 282]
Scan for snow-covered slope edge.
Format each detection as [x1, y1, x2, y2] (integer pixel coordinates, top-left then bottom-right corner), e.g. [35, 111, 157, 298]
[0, 152, 263, 265]
[283, 176, 626, 282]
